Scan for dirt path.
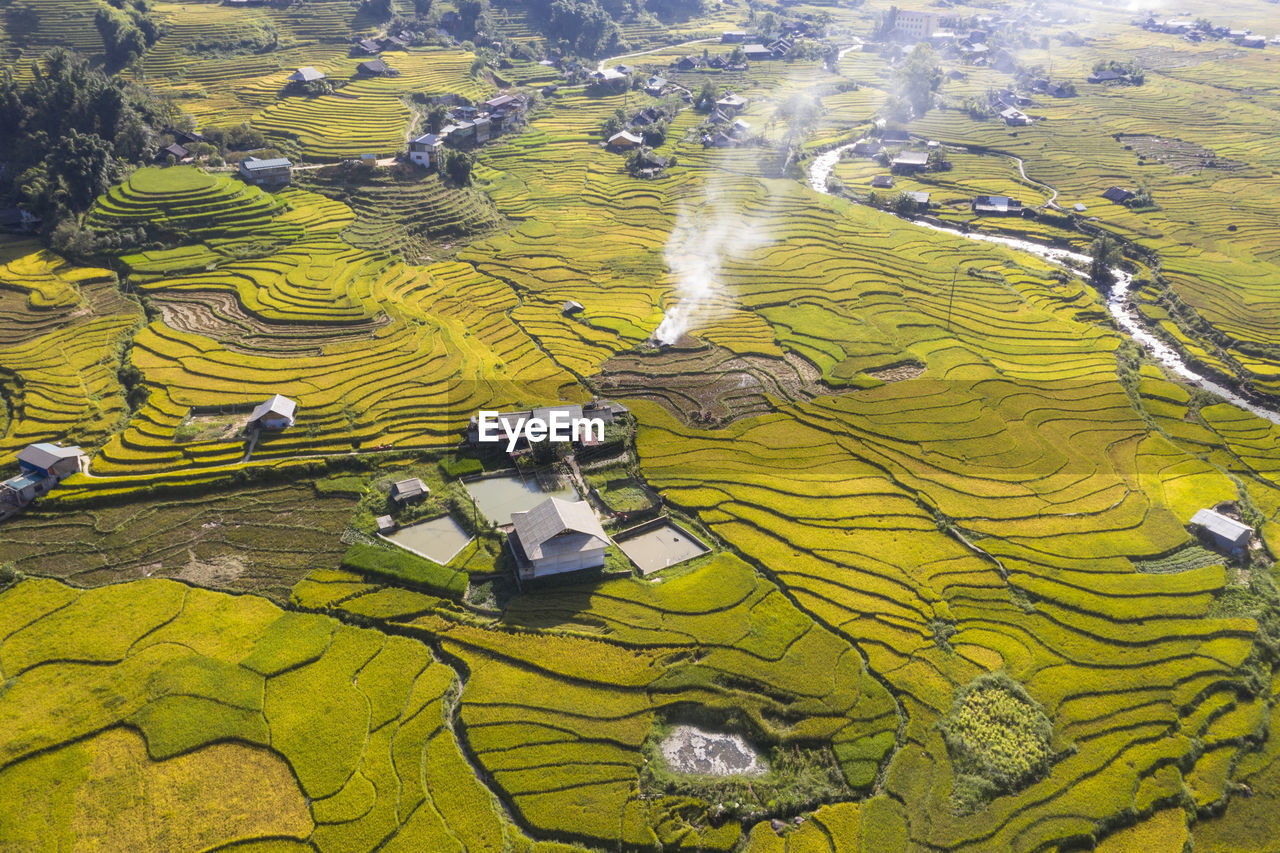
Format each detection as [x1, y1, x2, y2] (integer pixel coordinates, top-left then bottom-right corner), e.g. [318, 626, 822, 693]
[597, 36, 719, 72]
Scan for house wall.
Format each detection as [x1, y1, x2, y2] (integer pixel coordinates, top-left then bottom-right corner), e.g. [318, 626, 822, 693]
[896, 11, 938, 39]
[529, 546, 606, 578]
[253, 414, 292, 430]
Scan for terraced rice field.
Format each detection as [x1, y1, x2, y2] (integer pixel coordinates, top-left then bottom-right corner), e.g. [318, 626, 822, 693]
[6, 0, 1280, 849]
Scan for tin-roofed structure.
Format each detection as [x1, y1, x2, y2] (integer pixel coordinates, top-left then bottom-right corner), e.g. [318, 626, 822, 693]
[1190, 508, 1252, 557]
[508, 497, 609, 580]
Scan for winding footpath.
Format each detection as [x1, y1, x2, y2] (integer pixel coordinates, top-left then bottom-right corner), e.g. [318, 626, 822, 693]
[808, 144, 1280, 426]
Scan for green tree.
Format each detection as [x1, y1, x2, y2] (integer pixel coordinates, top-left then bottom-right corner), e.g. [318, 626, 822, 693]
[1089, 234, 1122, 282]
[444, 149, 475, 185]
[894, 43, 942, 118]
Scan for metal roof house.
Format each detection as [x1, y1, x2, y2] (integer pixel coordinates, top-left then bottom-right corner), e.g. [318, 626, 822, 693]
[18, 443, 86, 478]
[890, 151, 930, 172]
[409, 133, 445, 169]
[607, 131, 643, 151]
[247, 394, 296, 430]
[972, 195, 1023, 215]
[4, 443, 86, 509]
[1190, 508, 1252, 557]
[390, 478, 428, 504]
[239, 157, 293, 186]
[288, 66, 325, 83]
[716, 93, 748, 111]
[508, 497, 609, 580]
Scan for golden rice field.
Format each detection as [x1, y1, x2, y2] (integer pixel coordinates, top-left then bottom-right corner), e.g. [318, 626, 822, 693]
[5, 0, 1280, 849]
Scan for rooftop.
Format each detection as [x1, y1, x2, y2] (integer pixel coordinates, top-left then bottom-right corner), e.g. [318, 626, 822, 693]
[1191, 508, 1252, 543]
[510, 498, 608, 561]
[241, 157, 292, 171]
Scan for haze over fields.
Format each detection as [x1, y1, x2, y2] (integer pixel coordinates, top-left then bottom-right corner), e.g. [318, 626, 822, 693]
[3, 0, 1280, 850]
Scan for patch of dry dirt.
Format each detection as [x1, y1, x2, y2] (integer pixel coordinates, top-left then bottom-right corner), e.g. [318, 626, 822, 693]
[1117, 134, 1246, 174]
[594, 339, 841, 426]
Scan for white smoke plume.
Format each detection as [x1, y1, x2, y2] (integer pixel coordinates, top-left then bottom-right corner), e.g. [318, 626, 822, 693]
[653, 194, 766, 345]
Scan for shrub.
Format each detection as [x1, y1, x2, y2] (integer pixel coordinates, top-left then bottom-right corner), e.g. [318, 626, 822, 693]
[939, 672, 1054, 813]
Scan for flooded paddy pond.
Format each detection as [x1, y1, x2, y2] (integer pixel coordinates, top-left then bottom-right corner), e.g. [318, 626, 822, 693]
[464, 474, 578, 525]
[615, 521, 708, 575]
[659, 725, 766, 776]
[384, 514, 473, 564]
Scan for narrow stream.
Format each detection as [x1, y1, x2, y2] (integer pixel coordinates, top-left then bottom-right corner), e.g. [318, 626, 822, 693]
[807, 144, 1280, 426]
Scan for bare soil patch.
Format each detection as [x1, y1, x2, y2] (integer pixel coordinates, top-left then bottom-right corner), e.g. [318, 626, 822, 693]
[868, 362, 925, 382]
[1117, 134, 1246, 174]
[154, 291, 389, 356]
[594, 340, 841, 426]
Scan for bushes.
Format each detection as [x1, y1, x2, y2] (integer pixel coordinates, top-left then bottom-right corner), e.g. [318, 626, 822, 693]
[340, 543, 468, 597]
[939, 672, 1054, 813]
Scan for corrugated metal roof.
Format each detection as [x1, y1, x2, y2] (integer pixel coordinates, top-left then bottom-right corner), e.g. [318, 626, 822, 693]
[248, 394, 296, 423]
[17, 442, 83, 471]
[1191, 508, 1251, 544]
[510, 498, 607, 560]
[241, 157, 292, 171]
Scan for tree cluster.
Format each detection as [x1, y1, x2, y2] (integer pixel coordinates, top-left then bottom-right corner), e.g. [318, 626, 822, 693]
[1, 49, 171, 243]
[889, 43, 942, 120]
[94, 0, 162, 69]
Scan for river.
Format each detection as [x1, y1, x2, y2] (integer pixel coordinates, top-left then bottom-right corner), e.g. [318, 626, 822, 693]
[807, 144, 1280, 426]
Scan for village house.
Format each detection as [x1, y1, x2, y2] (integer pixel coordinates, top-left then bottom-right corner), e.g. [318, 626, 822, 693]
[1000, 107, 1032, 126]
[508, 497, 610, 580]
[972, 195, 1023, 215]
[408, 133, 445, 169]
[474, 116, 491, 143]
[2, 443, 87, 509]
[643, 76, 667, 97]
[628, 107, 664, 128]
[562, 300, 584, 315]
[592, 68, 628, 88]
[1102, 186, 1135, 204]
[167, 127, 208, 146]
[1190, 508, 1252, 557]
[0, 208, 39, 233]
[247, 394, 296, 430]
[239, 157, 292, 186]
[852, 138, 883, 156]
[288, 67, 324, 84]
[353, 38, 381, 56]
[881, 129, 911, 144]
[390, 478, 428, 504]
[607, 130, 643, 151]
[871, 175, 895, 189]
[157, 142, 188, 163]
[1088, 69, 1125, 84]
[632, 150, 668, 177]
[675, 55, 703, 71]
[722, 31, 746, 43]
[890, 151, 929, 173]
[894, 10, 939, 40]
[376, 515, 396, 534]
[905, 190, 931, 208]
[357, 59, 398, 76]
[742, 44, 774, 61]
[715, 93, 748, 113]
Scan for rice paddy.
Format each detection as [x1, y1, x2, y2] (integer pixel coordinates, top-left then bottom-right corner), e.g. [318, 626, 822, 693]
[5, 0, 1280, 848]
